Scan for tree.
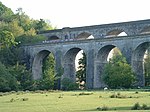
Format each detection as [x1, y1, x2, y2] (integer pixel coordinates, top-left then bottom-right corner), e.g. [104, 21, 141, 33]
[9, 63, 33, 90]
[144, 50, 150, 86]
[0, 2, 14, 22]
[35, 53, 56, 90]
[0, 20, 24, 38]
[0, 2, 56, 91]
[0, 62, 18, 92]
[103, 54, 136, 89]
[76, 52, 86, 83]
[0, 30, 17, 48]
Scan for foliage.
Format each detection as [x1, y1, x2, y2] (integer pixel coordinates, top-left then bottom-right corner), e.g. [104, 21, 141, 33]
[0, 62, 18, 92]
[0, 2, 55, 91]
[131, 102, 150, 110]
[0, 30, 17, 48]
[76, 52, 86, 83]
[16, 35, 46, 44]
[9, 63, 33, 90]
[54, 66, 64, 89]
[103, 54, 136, 89]
[0, 47, 24, 66]
[0, 2, 14, 22]
[131, 102, 141, 110]
[97, 105, 109, 111]
[144, 51, 150, 86]
[109, 93, 127, 98]
[61, 78, 78, 91]
[35, 54, 56, 90]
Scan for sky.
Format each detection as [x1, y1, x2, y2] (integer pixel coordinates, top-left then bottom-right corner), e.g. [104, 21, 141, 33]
[1, 0, 150, 28]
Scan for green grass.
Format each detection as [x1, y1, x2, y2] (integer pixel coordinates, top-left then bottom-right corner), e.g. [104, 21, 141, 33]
[0, 90, 150, 112]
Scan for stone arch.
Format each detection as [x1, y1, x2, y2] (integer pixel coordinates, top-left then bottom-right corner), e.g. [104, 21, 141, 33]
[94, 44, 122, 88]
[76, 32, 94, 40]
[106, 29, 128, 37]
[97, 45, 117, 62]
[140, 26, 150, 34]
[32, 50, 54, 80]
[62, 47, 87, 83]
[48, 35, 60, 40]
[132, 42, 150, 86]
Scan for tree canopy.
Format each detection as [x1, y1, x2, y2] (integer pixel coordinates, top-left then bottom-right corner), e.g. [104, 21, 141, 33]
[103, 55, 136, 89]
[0, 2, 56, 92]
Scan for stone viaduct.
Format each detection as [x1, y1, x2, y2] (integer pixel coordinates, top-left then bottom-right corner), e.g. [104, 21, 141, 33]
[24, 19, 150, 89]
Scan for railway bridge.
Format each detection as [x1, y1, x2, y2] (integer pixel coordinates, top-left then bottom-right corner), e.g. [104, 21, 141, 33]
[24, 19, 150, 89]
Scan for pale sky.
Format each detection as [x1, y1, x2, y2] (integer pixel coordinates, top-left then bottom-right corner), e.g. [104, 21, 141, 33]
[1, 0, 150, 28]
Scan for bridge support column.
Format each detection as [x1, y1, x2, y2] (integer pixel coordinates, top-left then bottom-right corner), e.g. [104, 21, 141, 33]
[94, 62, 106, 88]
[86, 49, 94, 89]
[132, 60, 145, 87]
[54, 50, 63, 90]
[121, 47, 132, 64]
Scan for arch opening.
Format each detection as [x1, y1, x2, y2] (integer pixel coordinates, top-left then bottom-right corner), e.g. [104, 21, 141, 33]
[63, 48, 86, 89]
[76, 32, 94, 40]
[48, 35, 60, 41]
[32, 50, 56, 89]
[106, 29, 127, 38]
[97, 45, 121, 62]
[95, 45, 122, 88]
[132, 42, 150, 86]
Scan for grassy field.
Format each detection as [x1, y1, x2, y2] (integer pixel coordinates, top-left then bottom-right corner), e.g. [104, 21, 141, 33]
[0, 90, 150, 112]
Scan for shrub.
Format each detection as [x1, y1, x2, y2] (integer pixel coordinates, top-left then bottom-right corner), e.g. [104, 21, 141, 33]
[97, 105, 109, 111]
[110, 94, 117, 98]
[103, 55, 136, 89]
[110, 93, 126, 98]
[131, 103, 150, 110]
[61, 78, 78, 91]
[79, 92, 93, 96]
[101, 105, 109, 111]
[131, 102, 141, 110]
[141, 104, 149, 110]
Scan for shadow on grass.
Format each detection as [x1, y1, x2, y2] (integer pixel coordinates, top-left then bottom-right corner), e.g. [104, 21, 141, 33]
[79, 106, 131, 111]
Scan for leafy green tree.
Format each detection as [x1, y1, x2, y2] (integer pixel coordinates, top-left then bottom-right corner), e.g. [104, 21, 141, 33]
[103, 55, 136, 89]
[76, 52, 86, 83]
[32, 19, 54, 32]
[0, 2, 14, 22]
[144, 50, 150, 86]
[0, 30, 17, 48]
[0, 62, 18, 92]
[61, 78, 78, 91]
[15, 8, 33, 31]
[0, 2, 56, 91]
[35, 53, 56, 90]
[0, 47, 24, 66]
[0, 20, 24, 38]
[9, 63, 33, 90]
[16, 35, 46, 44]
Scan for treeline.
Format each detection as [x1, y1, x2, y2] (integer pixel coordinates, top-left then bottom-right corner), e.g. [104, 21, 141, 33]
[0, 2, 55, 92]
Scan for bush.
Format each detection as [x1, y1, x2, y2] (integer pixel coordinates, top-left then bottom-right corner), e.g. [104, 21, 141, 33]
[103, 55, 136, 89]
[0, 62, 18, 92]
[61, 78, 78, 91]
[142, 104, 149, 110]
[131, 102, 150, 110]
[110, 93, 126, 98]
[131, 102, 141, 110]
[79, 92, 93, 96]
[97, 105, 109, 111]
